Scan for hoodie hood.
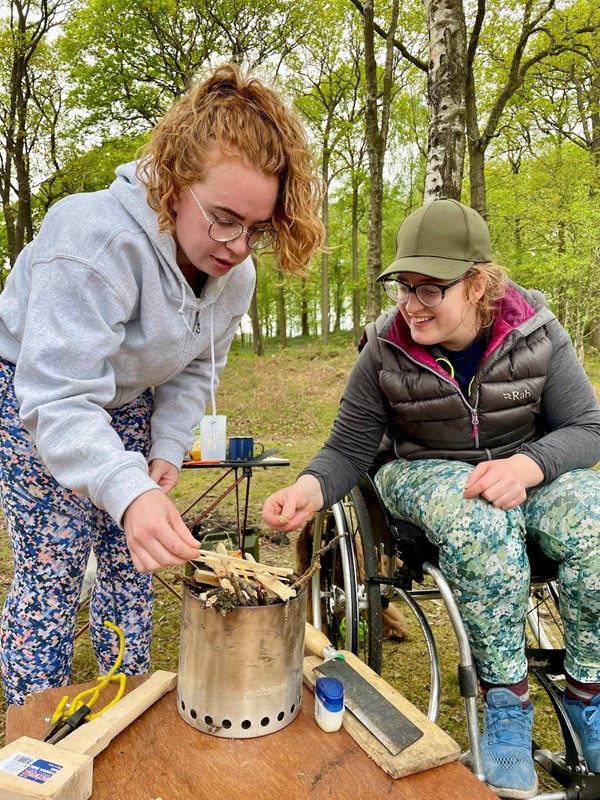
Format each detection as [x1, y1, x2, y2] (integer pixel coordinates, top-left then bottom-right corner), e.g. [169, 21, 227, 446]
[109, 161, 252, 314]
[110, 161, 221, 416]
[110, 161, 180, 284]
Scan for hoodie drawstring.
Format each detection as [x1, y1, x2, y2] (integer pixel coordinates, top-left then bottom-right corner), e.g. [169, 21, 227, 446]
[177, 280, 189, 320]
[208, 304, 217, 418]
[207, 305, 220, 447]
[178, 281, 219, 441]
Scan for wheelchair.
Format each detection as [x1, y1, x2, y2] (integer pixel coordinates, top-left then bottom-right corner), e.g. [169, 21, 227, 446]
[309, 471, 600, 800]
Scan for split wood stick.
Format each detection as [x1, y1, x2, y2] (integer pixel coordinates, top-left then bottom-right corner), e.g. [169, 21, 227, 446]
[197, 561, 289, 582]
[211, 556, 294, 579]
[214, 543, 252, 581]
[206, 557, 237, 595]
[209, 558, 229, 579]
[253, 572, 296, 601]
[194, 549, 294, 577]
[192, 568, 221, 587]
[240, 553, 292, 590]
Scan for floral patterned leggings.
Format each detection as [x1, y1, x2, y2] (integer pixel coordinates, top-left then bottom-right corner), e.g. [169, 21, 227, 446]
[375, 458, 600, 686]
[0, 360, 154, 706]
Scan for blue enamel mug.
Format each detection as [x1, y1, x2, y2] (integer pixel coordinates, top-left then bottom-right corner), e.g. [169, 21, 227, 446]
[228, 437, 264, 461]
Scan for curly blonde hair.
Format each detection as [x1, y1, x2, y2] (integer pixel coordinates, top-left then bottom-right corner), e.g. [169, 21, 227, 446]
[136, 63, 324, 275]
[465, 262, 508, 330]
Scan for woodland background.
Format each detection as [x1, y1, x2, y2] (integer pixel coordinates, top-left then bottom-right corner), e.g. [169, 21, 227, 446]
[1, 0, 600, 354]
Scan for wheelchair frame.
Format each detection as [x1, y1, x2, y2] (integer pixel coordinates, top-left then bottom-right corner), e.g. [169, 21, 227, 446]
[309, 474, 600, 800]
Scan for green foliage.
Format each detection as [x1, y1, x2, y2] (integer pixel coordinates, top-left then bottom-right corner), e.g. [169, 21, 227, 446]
[487, 139, 600, 346]
[1, 0, 600, 348]
[60, 0, 213, 131]
[39, 135, 150, 211]
[60, 0, 313, 136]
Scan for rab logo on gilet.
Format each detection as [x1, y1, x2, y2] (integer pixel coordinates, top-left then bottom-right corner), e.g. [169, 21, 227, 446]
[503, 388, 532, 401]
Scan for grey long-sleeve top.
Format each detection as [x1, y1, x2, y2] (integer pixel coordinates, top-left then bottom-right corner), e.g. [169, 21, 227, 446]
[301, 287, 600, 509]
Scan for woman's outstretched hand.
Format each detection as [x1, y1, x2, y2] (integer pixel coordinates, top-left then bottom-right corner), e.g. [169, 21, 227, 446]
[262, 474, 324, 531]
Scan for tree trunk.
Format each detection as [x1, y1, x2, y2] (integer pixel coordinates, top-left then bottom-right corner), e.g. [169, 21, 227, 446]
[351, 184, 361, 344]
[319, 136, 331, 343]
[588, 81, 600, 352]
[423, 0, 467, 202]
[300, 278, 310, 338]
[363, 0, 399, 323]
[464, 20, 486, 217]
[467, 141, 487, 218]
[1, 1, 58, 265]
[249, 280, 263, 356]
[277, 281, 287, 348]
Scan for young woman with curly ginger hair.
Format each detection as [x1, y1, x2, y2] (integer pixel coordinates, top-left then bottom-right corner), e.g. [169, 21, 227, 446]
[0, 63, 324, 705]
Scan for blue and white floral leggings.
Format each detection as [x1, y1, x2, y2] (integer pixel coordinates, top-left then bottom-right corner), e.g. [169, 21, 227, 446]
[375, 458, 600, 686]
[0, 360, 154, 706]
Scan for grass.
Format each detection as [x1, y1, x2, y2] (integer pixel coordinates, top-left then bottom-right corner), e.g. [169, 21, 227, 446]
[0, 333, 598, 794]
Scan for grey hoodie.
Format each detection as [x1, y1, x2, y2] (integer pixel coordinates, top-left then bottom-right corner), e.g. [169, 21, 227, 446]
[0, 161, 255, 526]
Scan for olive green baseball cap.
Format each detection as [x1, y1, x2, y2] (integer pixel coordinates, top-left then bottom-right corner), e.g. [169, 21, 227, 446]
[378, 198, 493, 281]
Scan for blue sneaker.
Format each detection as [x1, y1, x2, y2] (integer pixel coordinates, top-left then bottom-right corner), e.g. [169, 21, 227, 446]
[481, 688, 538, 799]
[563, 693, 600, 772]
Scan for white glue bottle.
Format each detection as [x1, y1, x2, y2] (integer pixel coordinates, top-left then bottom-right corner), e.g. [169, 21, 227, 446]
[315, 676, 344, 732]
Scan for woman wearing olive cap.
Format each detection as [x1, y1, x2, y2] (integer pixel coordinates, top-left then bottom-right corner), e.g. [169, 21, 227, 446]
[264, 199, 600, 798]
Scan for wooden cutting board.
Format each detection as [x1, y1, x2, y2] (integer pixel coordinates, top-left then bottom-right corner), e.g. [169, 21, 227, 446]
[304, 651, 461, 779]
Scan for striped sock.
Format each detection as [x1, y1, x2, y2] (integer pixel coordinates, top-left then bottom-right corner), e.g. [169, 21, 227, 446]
[565, 674, 600, 705]
[480, 677, 530, 709]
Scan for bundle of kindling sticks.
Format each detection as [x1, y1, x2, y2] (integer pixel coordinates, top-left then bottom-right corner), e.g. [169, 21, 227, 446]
[182, 542, 323, 615]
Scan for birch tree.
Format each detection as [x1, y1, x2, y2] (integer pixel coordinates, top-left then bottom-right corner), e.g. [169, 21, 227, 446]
[356, 0, 600, 219]
[422, 0, 467, 201]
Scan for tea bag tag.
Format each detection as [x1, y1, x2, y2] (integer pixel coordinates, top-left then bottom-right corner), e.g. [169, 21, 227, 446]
[200, 415, 227, 461]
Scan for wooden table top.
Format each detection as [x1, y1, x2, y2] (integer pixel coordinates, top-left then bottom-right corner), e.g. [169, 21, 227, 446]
[5, 674, 497, 800]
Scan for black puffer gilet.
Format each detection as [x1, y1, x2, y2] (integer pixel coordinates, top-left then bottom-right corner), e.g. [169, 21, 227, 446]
[366, 284, 555, 464]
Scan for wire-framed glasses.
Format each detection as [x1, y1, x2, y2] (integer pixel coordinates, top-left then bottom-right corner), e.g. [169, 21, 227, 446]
[380, 273, 471, 307]
[188, 187, 277, 251]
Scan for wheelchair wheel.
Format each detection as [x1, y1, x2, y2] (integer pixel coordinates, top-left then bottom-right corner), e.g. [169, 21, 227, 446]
[310, 487, 384, 672]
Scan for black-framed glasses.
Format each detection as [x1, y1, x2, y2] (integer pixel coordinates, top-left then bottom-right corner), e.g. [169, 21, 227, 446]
[380, 273, 472, 307]
[188, 187, 277, 251]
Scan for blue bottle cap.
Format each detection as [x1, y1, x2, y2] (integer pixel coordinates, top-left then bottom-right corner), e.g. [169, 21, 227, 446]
[315, 676, 344, 712]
